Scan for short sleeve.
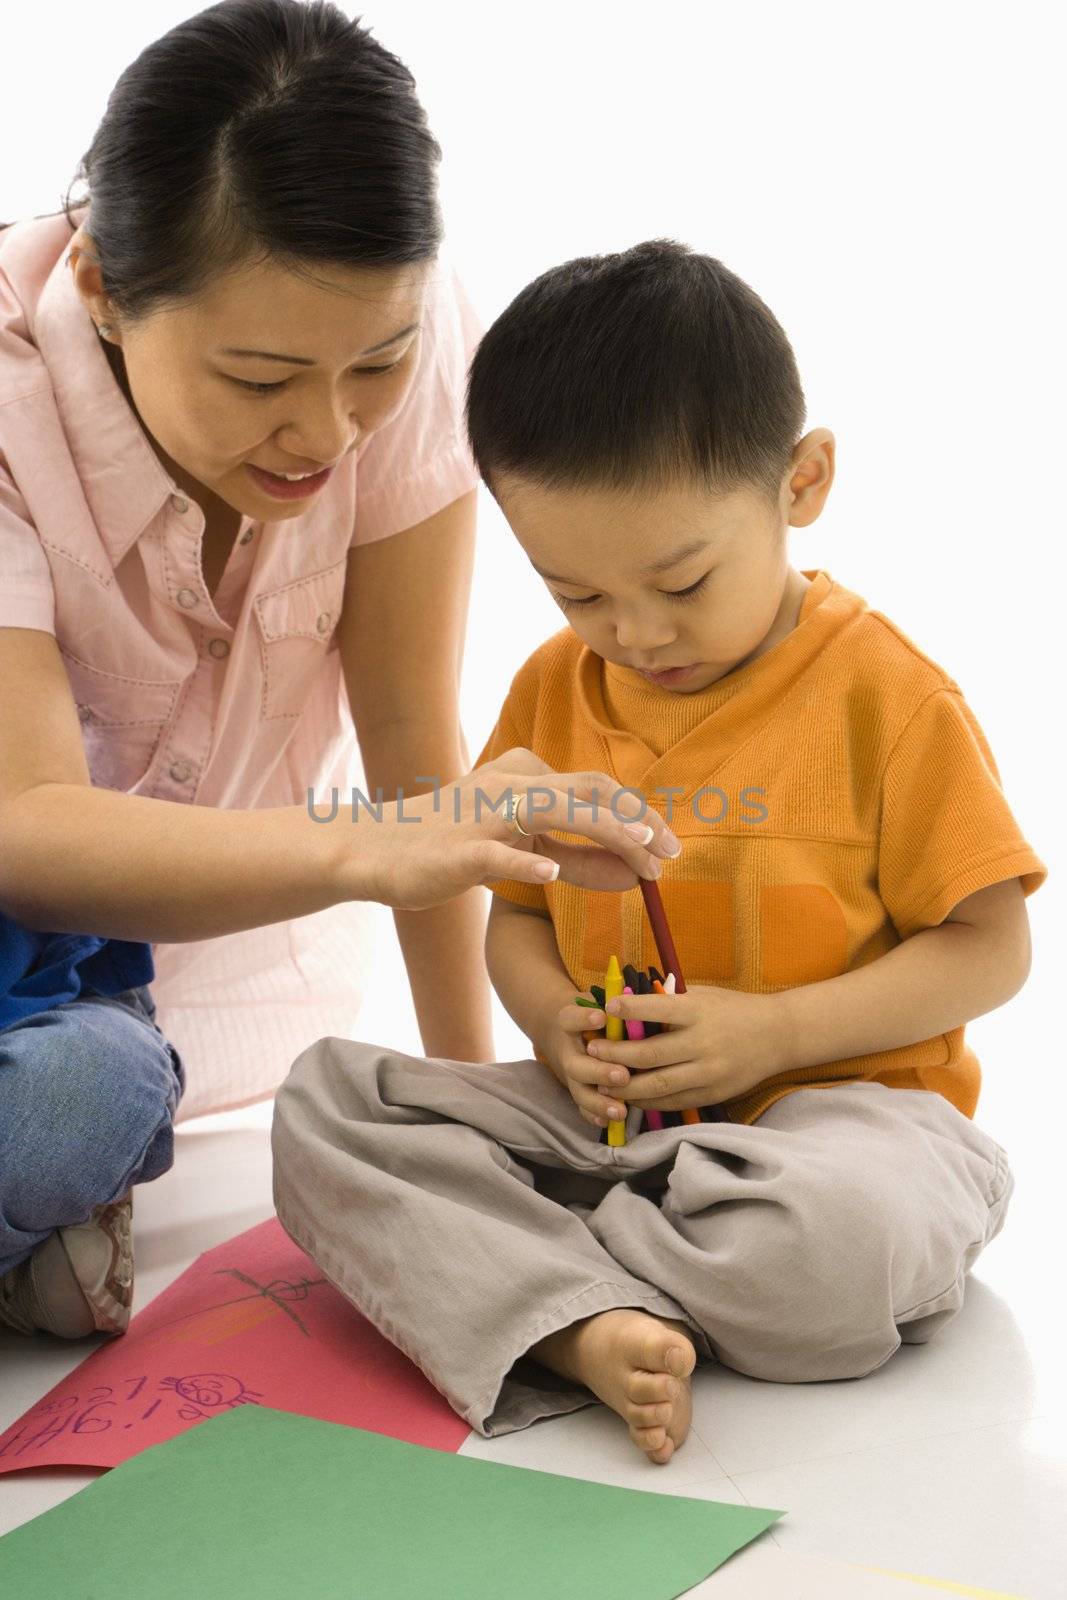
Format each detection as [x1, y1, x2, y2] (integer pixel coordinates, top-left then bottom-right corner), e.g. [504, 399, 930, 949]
[0, 458, 55, 634]
[352, 262, 483, 546]
[878, 688, 1046, 939]
[474, 659, 549, 914]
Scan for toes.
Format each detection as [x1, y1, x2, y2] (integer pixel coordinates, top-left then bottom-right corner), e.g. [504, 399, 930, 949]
[631, 1423, 668, 1455]
[626, 1400, 673, 1429]
[637, 1326, 696, 1382]
[630, 1422, 675, 1463]
[626, 1370, 675, 1406]
[664, 1339, 697, 1380]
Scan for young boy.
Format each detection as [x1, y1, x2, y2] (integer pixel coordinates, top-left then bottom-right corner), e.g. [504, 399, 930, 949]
[272, 240, 1045, 1465]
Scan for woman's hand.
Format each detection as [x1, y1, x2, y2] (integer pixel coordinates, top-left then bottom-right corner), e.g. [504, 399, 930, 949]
[348, 747, 682, 911]
[582, 985, 788, 1111]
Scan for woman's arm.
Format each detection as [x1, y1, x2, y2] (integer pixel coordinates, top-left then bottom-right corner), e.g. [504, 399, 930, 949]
[0, 613, 674, 945]
[340, 489, 494, 1060]
[0, 627, 349, 942]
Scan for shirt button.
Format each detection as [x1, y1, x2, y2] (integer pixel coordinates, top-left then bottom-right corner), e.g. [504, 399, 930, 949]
[208, 637, 231, 659]
[177, 587, 198, 609]
[170, 494, 190, 513]
[316, 611, 331, 635]
[238, 528, 255, 545]
[76, 704, 91, 722]
[169, 760, 193, 783]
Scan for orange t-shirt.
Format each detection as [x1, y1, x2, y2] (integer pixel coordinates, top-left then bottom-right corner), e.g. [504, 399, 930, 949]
[475, 569, 1047, 1125]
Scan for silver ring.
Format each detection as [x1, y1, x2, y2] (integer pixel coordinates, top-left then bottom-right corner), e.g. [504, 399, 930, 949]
[503, 791, 533, 837]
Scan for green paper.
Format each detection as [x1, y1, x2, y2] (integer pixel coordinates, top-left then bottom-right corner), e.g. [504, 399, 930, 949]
[0, 1406, 783, 1599]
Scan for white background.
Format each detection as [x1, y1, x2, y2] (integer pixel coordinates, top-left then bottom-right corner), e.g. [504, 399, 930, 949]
[2, 11, 1066, 1588]
[2, 0, 1062, 1143]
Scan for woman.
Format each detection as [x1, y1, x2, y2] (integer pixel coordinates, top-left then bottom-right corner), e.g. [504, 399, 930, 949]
[0, 0, 674, 1340]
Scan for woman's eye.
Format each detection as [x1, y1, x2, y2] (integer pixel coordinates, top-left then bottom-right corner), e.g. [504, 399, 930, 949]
[231, 360, 403, 395]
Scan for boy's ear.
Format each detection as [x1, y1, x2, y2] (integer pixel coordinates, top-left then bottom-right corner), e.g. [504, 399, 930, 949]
[787, 428, 835, 527]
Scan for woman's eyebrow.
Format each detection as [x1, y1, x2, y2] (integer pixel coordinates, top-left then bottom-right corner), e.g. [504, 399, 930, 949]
[217, 322, 421, 364]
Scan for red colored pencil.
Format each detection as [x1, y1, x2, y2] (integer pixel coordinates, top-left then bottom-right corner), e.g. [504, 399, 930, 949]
[639, 878, 686, 994]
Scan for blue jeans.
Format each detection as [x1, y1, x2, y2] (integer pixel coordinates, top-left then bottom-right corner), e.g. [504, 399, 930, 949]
[0, 984, 185, 1277]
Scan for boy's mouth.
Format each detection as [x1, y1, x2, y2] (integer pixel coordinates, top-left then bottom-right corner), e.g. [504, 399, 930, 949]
[636, 663, 699, 686]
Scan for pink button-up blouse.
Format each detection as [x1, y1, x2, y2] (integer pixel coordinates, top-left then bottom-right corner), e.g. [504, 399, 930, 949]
[0, 208, 483, 1116]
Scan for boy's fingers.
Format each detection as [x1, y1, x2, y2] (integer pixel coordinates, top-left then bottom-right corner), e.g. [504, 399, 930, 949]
[564, 1044, 629, 1088]
[603, 994, 683, 1022]
[585, 1036, 682, 1071]
[569, 1080, 626, 1121]
[612, 1064, 701, 1103]
[560, 1005, 605, 1031]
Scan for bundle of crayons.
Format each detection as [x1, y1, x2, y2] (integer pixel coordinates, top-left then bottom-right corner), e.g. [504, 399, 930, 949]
[574, 878, 726, 1147]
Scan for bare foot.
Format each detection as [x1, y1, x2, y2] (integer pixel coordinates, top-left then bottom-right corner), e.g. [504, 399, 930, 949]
[530, 1308, 697, 1464]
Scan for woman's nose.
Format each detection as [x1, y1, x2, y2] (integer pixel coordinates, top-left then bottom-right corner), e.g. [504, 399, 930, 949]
[280, 380, 404, 465]
[280, 391, 361, 465]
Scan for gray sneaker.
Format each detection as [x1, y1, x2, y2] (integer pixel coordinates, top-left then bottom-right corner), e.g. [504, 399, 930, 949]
[0, 1191, 133, 1338]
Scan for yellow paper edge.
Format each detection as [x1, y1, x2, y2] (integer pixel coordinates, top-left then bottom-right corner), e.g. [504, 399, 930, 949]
[861, 1566, 1030, 1599]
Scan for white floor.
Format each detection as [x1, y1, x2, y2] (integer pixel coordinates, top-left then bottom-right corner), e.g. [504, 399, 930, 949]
[1, 907, 1061, 1598]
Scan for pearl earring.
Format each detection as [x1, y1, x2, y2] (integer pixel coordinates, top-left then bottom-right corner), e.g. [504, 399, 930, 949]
[97, 322, 113, 337]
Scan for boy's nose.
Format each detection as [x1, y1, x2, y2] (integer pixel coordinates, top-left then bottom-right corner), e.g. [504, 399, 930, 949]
[614, 615, 677, 651]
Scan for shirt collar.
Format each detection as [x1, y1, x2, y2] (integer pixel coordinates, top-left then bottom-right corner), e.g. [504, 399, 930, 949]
[574, 570, 861, 792]
[32, 243, 185, 570]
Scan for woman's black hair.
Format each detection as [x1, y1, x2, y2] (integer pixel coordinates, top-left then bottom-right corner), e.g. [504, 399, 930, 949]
[466, 239, 807, 509]
[58, 0, 443, 320]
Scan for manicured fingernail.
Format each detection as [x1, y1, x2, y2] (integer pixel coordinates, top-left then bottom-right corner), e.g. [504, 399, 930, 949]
[534, 859, 559, 879]
[624, 822, 654, 843]
[662, 829, 681, 856]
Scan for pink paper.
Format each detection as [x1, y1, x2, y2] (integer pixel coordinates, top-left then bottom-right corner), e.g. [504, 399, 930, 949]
[0, 1216, 470, 1472]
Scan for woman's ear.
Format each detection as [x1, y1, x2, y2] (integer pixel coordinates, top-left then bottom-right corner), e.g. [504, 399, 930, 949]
[67, 228, 114, 334]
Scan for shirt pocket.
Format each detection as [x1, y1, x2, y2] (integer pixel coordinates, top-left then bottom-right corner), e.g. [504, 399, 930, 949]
[252, 559, 347, 721]
[60, 649, 181, 794]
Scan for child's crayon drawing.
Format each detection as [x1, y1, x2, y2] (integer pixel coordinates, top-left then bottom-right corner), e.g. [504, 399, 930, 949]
[0, 1216, 470, 1473]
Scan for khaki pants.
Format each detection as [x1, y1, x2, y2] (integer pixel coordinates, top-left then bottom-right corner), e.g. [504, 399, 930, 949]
[271, 1042, 1013, 1436]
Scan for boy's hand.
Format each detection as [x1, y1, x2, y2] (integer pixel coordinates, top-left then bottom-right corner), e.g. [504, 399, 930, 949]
[539, 997, 634, 1129]
[584, 985, 787, 1111]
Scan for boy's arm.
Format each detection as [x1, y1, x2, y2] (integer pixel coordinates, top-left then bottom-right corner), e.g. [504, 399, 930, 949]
[772, 877, 1032, 1073]
[485, 894, 576, 1062]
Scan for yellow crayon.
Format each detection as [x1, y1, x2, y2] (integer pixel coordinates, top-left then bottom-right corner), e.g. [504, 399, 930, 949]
[604, 953, 627, 1146]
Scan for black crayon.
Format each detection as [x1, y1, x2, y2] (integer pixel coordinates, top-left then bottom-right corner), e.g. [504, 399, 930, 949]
[637, 970, 662, 1035]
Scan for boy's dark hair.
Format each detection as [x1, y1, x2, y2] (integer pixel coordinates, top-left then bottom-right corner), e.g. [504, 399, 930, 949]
[466, 239, 807, 509]
[57, 0, 442, 321]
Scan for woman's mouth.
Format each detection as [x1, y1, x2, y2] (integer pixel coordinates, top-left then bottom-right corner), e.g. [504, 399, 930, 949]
[247, 463, 334, 500]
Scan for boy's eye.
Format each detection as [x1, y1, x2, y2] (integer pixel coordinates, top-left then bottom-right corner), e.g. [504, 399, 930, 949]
[663, 574, 710, 602]
[553, 573, 711, 610]
[230, 360, 403, 395]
